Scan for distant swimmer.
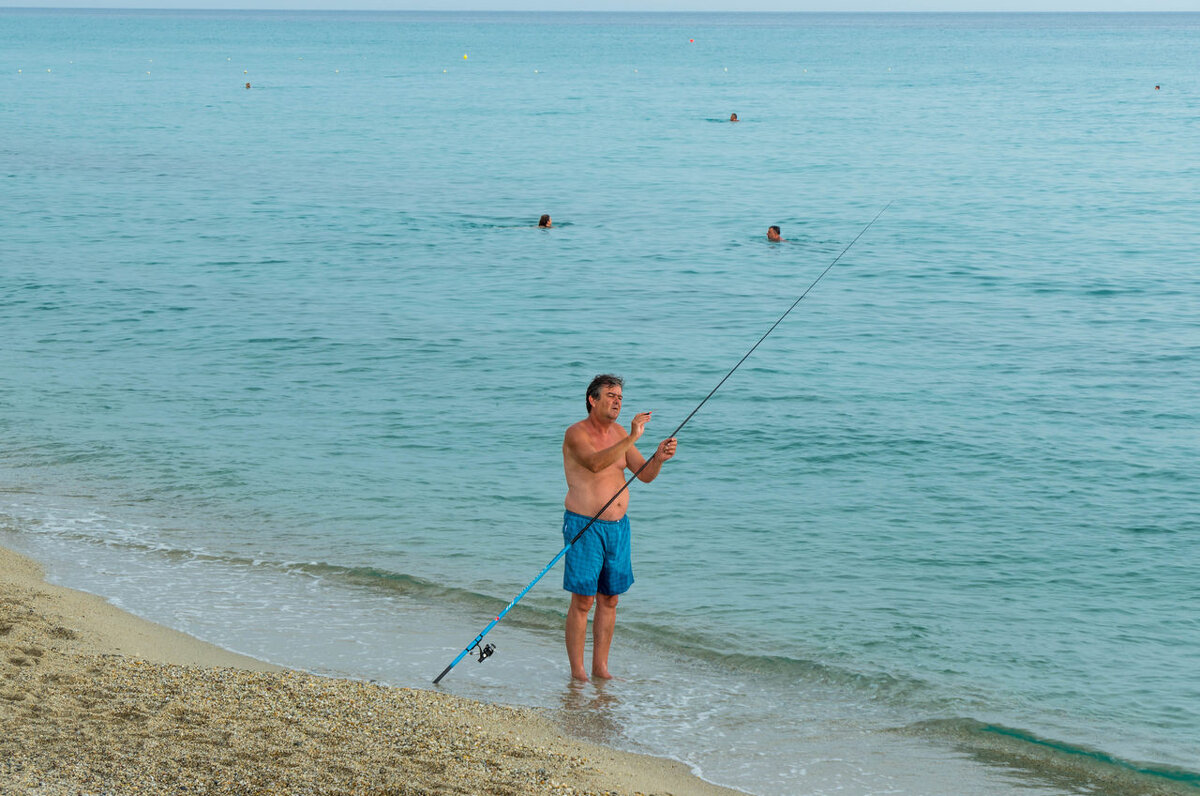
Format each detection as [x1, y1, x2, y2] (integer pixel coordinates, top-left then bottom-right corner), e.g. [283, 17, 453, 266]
[539, 214, 552, 228]
[767, 225, 786, 242]
[730, 113, 739, 122]
[1155, 84, 1160, 90]
[245, 82, 251, 89]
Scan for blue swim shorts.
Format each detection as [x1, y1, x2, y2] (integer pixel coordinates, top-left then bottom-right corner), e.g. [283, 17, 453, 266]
[562, 510, 634, 596]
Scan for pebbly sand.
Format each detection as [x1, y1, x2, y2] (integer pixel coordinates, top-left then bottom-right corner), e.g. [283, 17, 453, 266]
[0, 545, 740, 796]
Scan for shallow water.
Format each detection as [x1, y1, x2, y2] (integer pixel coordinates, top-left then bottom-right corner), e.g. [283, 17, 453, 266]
[3, 10, 1199, 795]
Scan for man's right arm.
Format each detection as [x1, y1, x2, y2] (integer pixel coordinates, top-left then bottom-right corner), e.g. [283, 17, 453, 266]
[564, 426, 634, 474]
[563, 414, 650, 473]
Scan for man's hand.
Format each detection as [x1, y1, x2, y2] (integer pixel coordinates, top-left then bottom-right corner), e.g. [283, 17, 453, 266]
[629, 411, 652, 441]
[655, 437, 677, 462]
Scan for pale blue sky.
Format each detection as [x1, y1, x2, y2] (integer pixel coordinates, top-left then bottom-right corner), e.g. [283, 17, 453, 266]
[3, 1, 1198, 11]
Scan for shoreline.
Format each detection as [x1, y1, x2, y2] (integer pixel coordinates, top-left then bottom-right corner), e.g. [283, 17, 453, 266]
[0, 543, 741, 796]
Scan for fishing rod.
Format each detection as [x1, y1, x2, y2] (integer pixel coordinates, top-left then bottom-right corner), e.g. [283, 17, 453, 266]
[432, 203, 891, 685]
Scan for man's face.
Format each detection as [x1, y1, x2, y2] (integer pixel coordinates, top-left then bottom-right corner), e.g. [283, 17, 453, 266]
[591, 385, 623, 419]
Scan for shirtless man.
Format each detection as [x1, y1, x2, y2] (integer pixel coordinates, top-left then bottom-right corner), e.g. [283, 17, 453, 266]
[561, 374, 677, 681]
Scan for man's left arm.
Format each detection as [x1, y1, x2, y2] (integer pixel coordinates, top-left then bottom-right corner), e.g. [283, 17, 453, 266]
[627, 437, 678, 483]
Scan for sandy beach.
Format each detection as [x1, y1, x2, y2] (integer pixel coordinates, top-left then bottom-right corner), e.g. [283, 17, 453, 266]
[0, 544, 740, 796]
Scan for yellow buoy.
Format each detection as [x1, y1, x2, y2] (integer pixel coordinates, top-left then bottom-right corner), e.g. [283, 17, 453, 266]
[463, 54, 468, 60]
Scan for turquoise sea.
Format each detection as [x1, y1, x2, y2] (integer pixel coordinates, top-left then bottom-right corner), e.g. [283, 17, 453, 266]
[2, 10, 1198, 795]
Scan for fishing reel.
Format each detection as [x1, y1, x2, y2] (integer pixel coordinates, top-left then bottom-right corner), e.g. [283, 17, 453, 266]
[470, 641, 495, 663]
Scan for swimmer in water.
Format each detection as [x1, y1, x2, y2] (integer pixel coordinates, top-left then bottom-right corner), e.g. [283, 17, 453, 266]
[539, 214, 552, 228]
[767, 225, 785, 242]
[730, 113, 739, 122]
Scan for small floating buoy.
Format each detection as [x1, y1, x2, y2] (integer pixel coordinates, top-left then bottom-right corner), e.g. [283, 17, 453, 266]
[463, 54, 468, 60]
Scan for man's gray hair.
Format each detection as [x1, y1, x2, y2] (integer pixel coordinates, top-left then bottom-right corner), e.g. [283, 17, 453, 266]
[586, 374, 624, 412]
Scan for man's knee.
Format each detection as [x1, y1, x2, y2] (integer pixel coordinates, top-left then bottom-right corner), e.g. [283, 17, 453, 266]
[570, 593, 595, 613]
[596, 593, 619, 610]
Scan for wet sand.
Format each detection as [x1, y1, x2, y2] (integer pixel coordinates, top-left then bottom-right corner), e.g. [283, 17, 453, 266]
[0, 544, 740, 795]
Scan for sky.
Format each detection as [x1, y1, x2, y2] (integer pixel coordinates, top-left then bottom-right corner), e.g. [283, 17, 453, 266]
[1, 1, 1197, 11]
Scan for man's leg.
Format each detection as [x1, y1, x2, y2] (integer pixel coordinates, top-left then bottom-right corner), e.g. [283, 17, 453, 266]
[591, 593, 619, 679]
[566, 593, 594, 681]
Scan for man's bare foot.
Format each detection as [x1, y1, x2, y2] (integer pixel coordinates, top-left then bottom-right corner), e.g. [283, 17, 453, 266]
[571, 669, 590, 682]
[592, 666, 613, 680]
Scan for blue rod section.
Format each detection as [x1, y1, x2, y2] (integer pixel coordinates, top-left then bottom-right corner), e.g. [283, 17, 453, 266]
[433, 541, 573, 684]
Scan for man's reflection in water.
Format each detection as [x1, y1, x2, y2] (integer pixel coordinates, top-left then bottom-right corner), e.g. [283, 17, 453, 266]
[556, 679, 623, 744]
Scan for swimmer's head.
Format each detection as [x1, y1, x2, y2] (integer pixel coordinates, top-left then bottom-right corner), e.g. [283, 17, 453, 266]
[768, 225, 782, 242]
[730, 113, 739, 122]
[538, 214, 551, 227]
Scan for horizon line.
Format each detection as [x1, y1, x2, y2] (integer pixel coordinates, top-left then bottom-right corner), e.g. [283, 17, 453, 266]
[2, 5, 1195, 10]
